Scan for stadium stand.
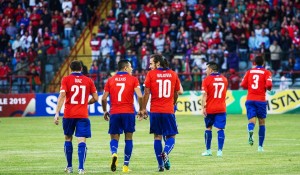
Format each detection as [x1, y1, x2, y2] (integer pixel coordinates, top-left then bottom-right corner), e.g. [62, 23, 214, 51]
[2, 0, 300, 93]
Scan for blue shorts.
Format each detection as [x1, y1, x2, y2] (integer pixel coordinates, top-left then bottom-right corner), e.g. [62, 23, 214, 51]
[109, 113, 135, 134]
[205, 113, 226, 129]
[150, 113, 178, 136]
[63, 118, 91, 138]
[245, 101, 267, 120]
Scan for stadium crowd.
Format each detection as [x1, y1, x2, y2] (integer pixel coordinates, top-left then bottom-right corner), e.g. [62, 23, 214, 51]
[2, 0, 300, 93]
[90, 0, 300, 91]
[0, 0, 100, 93]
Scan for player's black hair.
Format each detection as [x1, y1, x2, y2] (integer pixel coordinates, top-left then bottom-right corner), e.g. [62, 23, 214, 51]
[118, 59, 130, 71]
[70, 60, 82, 71]
[207, 61, 218, 72]
[255, 56, 264, 66]
[151, 54, 169, 69]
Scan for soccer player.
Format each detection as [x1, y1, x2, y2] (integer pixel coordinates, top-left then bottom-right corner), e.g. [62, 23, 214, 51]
[142, 54, 180, 172]
[54, 60, 98, 174]
[201, 61, 228, 157]
[241, 56, 272, 152]
[101, 60, 143, 172]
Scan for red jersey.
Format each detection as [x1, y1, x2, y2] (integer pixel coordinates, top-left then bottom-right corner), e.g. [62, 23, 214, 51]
[104, 72, 140, 114]
[202, 73, 228, 114]
[241, 67, 272, 102]
[144, 68, 180, 113]
[60, 73, 97, 118]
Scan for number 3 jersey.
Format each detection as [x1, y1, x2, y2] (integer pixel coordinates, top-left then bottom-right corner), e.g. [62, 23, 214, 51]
[60, 73, 97, 118]
[202, 73, 228, 114]
[144, 68, 180, 114]
[104, 72, 140, 114]
[241, 66, 273, 102]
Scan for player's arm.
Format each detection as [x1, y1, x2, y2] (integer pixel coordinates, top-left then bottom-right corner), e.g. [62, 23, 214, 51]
[265, 71, 273, 91]
[54, 91, 66, 125]
[142, 87, 150, 119]
[88, 92, 98, 104]
[101, 91, 110, 121]
[202, 91, 207, 117]
[134, 86, 144, 120]
[177, 83, 183, 95]
[240, 71, 249, 89]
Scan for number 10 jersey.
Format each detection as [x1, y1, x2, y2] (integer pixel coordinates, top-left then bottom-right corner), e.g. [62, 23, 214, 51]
[144, 68, 180, 114]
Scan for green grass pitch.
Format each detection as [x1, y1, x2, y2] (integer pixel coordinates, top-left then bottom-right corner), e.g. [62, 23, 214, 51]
[0, 114, 299, 175]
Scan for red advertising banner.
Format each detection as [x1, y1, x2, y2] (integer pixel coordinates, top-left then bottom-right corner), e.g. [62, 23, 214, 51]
[0, 94, 36, 117]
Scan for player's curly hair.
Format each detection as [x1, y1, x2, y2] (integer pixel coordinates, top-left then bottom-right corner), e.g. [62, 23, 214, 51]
[70, 60, 82, 71]
[151, 54, 169, 69]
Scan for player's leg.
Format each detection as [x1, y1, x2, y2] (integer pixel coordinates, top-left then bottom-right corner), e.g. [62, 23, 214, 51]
[75, 118, 91, 174]
[109, 114, 123, 172]
[122, 113, 136, 172]
[202, 114, 213, 156]
[245, 101, 257, 146]
[256, 101, 267, 152]
[62, 118, 76, 173]
[77, 137, 87, 174]
[214, 113, 226, 157]
[150, 113, 164, 171]
[154, 134, 164, 172]
[258, 118, 265, 152]
[161, 113, 178, 170]
[123, 133, 133, 172]
[64, 135, 73, 173]
[110, 134, 120, 172]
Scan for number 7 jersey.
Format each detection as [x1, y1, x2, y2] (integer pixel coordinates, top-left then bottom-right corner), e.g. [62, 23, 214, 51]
[241, 67, 273, 102]
[104, 72, 140, 114]
[144, 68, 180, 113]
[202, 73, 228, 114]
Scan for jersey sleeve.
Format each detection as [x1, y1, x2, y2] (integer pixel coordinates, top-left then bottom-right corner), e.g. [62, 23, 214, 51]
[265, 70, 273, 90]
[90, 78, 97, 93]
[144, 72, 151, 88]
[133, 77, 140, 88]
[60, 77, 67, 92]
[104, 78, 110, 92]
[201, 78, 208, 93]
[240, 71, 249, 89]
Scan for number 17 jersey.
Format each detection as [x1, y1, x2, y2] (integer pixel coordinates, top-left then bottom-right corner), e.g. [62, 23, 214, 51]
[144, 68, 180, 114]
[202, 73, 228, 114]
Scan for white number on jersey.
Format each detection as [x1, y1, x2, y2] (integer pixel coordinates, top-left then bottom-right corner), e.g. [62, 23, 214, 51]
[156, 79, 171, 98]
[213, 82, 225, 98]
[70, 85, 86, 104]
[116, 83, 125, 102]
[251, 75, 259, 89]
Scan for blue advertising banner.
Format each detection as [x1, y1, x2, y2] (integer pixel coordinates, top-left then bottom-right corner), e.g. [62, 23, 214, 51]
[35, 93, 107, 116]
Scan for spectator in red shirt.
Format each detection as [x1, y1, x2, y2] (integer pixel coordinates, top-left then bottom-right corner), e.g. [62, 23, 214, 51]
[228, 68, 240, 90]
[150, 11, 161, 32]
[0, 61, 11, 93]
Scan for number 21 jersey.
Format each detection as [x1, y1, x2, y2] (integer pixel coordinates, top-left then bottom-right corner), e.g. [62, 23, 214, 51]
[60, 73, 97, 118]
[202, 73, 228, 114]
[144, 68, 180, 114]
[241, 67, 272, 102]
